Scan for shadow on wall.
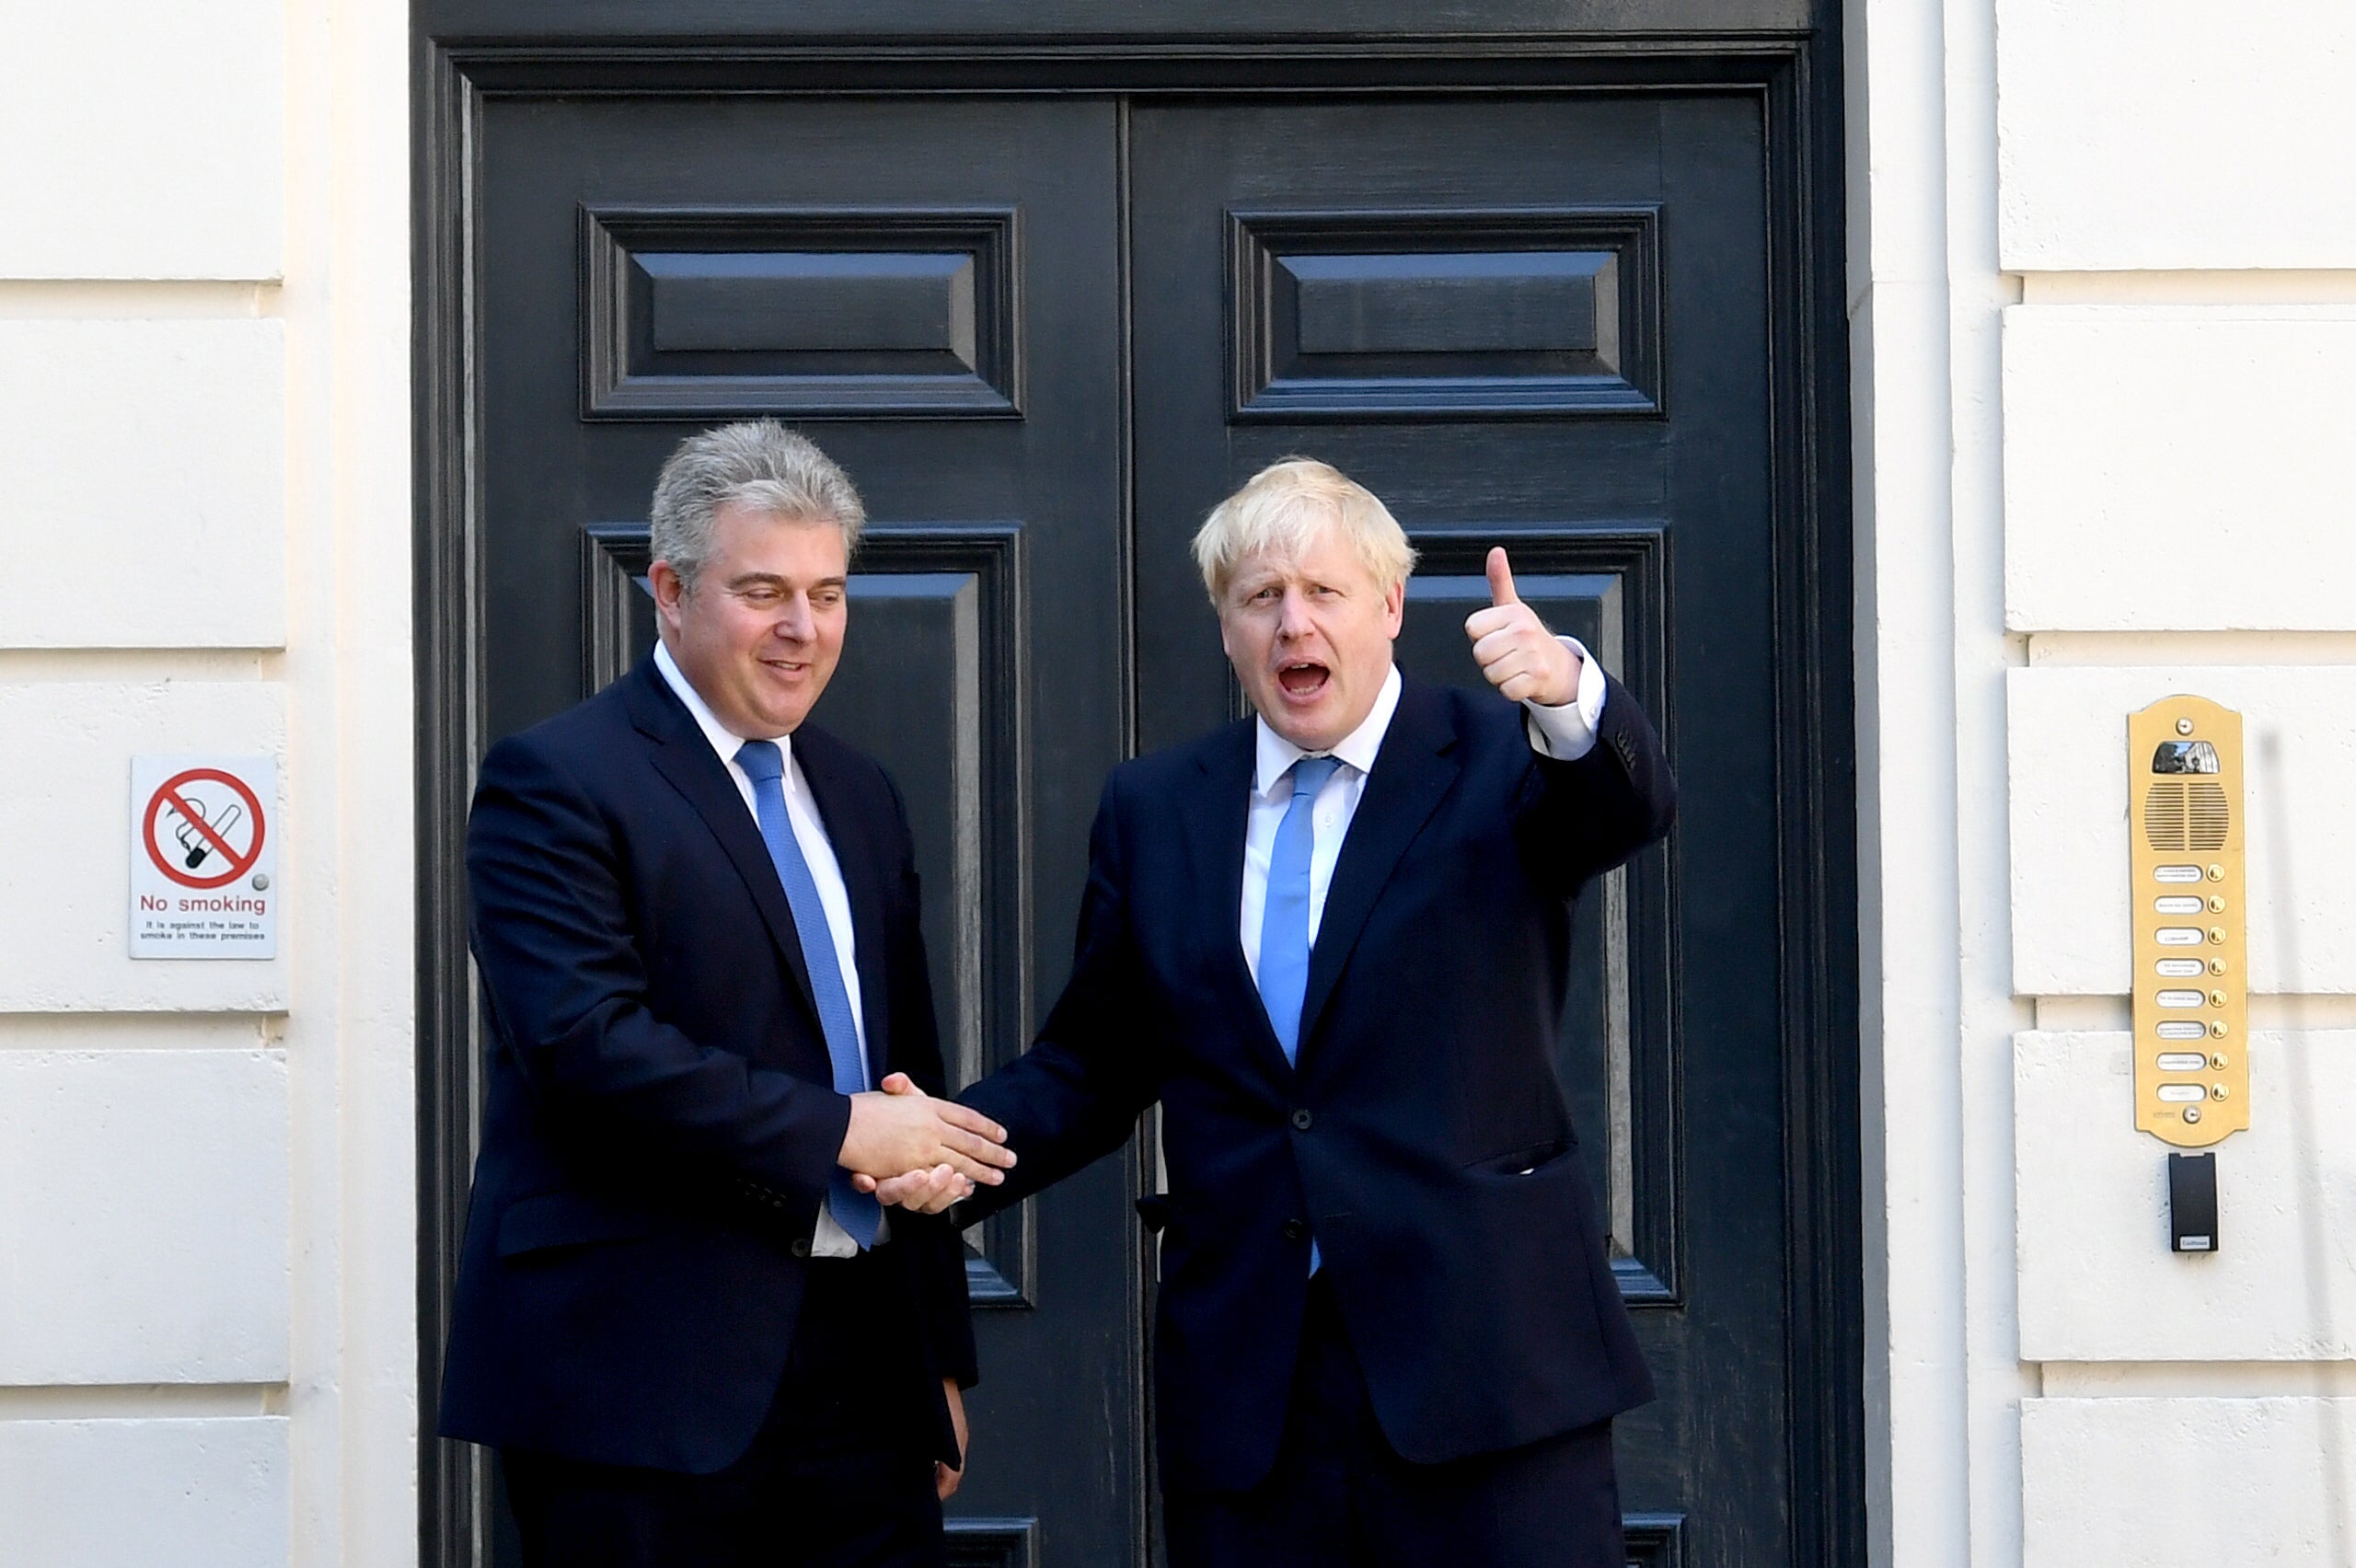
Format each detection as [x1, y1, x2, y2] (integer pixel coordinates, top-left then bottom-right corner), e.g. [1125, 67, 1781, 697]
[2258, 726, 2350, 1566]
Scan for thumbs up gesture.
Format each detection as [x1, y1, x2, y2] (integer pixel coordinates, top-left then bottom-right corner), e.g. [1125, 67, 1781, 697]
[1464, 547, 1581, 707]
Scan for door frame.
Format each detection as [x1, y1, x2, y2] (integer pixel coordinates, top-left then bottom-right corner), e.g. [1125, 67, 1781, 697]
[412, 19, 1859, 1568]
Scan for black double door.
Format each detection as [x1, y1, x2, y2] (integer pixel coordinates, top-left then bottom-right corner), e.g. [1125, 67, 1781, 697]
[473, 91, 1795, 1566]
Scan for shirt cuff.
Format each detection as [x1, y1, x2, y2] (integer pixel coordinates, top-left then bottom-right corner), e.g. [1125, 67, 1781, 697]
[810, 1203, 889, 1257]
[1522, 636, 1607, 761]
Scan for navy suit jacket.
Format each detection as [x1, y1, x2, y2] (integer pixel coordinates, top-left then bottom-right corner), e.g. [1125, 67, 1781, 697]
[438, 653, 975, 1475]
[958, 672, 1674, 1494]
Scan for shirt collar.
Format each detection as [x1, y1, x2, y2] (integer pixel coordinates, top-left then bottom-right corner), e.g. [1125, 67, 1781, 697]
[653, 640, 791, 775]
[1253, 662, 1403, 799]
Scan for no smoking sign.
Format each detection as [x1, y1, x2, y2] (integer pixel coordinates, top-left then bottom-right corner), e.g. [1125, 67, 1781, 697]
[130, 755, 277, 958]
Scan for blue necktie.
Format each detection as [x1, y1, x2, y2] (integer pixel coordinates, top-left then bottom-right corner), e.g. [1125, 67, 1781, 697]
[735, 739, 883, 1249]
[1258, 755, 1341, 1065]
[1259, 755, 1340, 1274]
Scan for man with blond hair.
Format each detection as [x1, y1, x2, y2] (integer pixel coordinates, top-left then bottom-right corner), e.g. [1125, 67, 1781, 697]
[872, 457, 1676, 1565]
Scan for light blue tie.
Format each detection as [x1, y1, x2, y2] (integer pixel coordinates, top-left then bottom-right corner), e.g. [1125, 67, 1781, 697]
[736, 739, 883, 1250]
[1258, 755, 1340, 1274]
[1258, 755, 1341, 1065]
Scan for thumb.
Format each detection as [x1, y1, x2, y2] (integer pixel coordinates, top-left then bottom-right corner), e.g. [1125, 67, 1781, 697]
[1485, 547, 1520, 607]
[879, 1071, 923, 1097]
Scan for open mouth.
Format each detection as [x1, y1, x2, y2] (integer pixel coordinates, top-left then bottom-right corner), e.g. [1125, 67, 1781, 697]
[1276, 661, 1330, 699]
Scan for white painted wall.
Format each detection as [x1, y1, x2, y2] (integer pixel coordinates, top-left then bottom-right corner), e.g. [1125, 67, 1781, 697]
[1854, 0, 2356, 1561]
[2023, 1399, 2356, 1567]
[0, 321, 288, 648]
[0, 0, 284, 281]
[2017, 1032, 2356, 1361]
[0, 1049, 290, 1384]
[1996, 0, 2356, 271]
[0, 1418, 290, 1568]
[0, 0, 411, 1563]
[2004, 308, 2356, 633]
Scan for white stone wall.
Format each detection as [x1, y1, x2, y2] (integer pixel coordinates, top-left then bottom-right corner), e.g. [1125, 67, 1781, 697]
[0, 0, 413, 1563]
[1855, 0, 2356, 1561]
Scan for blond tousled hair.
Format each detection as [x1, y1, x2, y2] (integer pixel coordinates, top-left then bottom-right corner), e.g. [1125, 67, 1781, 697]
[1189, 457, 1419, 605]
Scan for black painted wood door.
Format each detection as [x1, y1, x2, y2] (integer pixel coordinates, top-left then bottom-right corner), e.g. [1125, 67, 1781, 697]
[1128, 98, 1784, 1567]
[472, 97, 1139, 1566]
[468, 89, 1789, 1568]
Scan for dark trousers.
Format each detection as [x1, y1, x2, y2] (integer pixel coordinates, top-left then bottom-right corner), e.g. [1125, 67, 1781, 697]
[1163, 1277, 1627, 1568]
[502, 1247, 947, 1568]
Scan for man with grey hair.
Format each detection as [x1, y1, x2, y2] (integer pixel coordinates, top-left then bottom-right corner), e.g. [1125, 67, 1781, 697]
[874, 456, 1675, 1566]
[440, 420, 1011, 1566]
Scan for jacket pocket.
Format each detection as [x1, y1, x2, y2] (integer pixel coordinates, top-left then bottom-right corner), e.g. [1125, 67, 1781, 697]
[1463, 1136, 1573, 1178]
[496, 1189, 660, 1258]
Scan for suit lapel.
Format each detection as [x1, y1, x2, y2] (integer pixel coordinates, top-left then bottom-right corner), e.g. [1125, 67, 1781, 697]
[623, 658, 821, 1023]
[1298, 679, 1461, 1060]
[1179, 721, 1297, 1081]
[791, 725, 893, 1078]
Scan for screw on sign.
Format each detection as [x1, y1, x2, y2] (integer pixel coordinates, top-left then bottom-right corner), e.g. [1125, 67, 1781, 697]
[144, 768, 267, 891]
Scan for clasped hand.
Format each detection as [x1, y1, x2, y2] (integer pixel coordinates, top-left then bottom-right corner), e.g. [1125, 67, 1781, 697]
[838, 1073, 1013, 1213]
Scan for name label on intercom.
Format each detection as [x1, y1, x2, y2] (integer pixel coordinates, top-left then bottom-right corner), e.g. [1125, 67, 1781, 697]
[2128, 697, 2246, 1147]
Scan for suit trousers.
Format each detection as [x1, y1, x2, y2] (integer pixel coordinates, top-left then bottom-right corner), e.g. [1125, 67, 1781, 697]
[501, 1243, 947, 1568]
[1162, 1276, 1626, 1568]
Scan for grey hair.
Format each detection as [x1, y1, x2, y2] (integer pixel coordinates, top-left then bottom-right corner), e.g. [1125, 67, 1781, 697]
[648, 421, 868, 589]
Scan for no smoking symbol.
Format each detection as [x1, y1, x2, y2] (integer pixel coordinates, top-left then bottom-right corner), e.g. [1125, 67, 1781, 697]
[143, 768, 268, 891]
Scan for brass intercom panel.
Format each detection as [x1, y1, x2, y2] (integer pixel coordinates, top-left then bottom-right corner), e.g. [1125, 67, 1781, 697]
[2129, 697, 2248, 1148]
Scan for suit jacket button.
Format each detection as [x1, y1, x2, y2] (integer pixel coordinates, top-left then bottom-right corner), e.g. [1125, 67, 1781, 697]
[1281, 1218, 1308, 1241]
[790, 1238, 812, 1259]
[1290, 1109, 1314, 1131]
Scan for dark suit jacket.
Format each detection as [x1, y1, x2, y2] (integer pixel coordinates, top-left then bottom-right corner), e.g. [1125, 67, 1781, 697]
[438, 653, 975, 1475]
[959, 672, 1674, 1494]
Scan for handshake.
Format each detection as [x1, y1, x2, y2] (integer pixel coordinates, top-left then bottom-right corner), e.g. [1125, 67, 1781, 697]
[838, 1074, 1014, 1216]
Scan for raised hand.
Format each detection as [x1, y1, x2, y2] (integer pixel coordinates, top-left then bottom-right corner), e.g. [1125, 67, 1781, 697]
[1463, 546, 1580, 707]
[838, 1071, 1014, 1190]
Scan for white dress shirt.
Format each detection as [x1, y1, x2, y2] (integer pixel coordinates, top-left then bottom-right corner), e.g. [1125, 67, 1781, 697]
[653, 640, 880, 1254]
[1241, 640, 1608, 980]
